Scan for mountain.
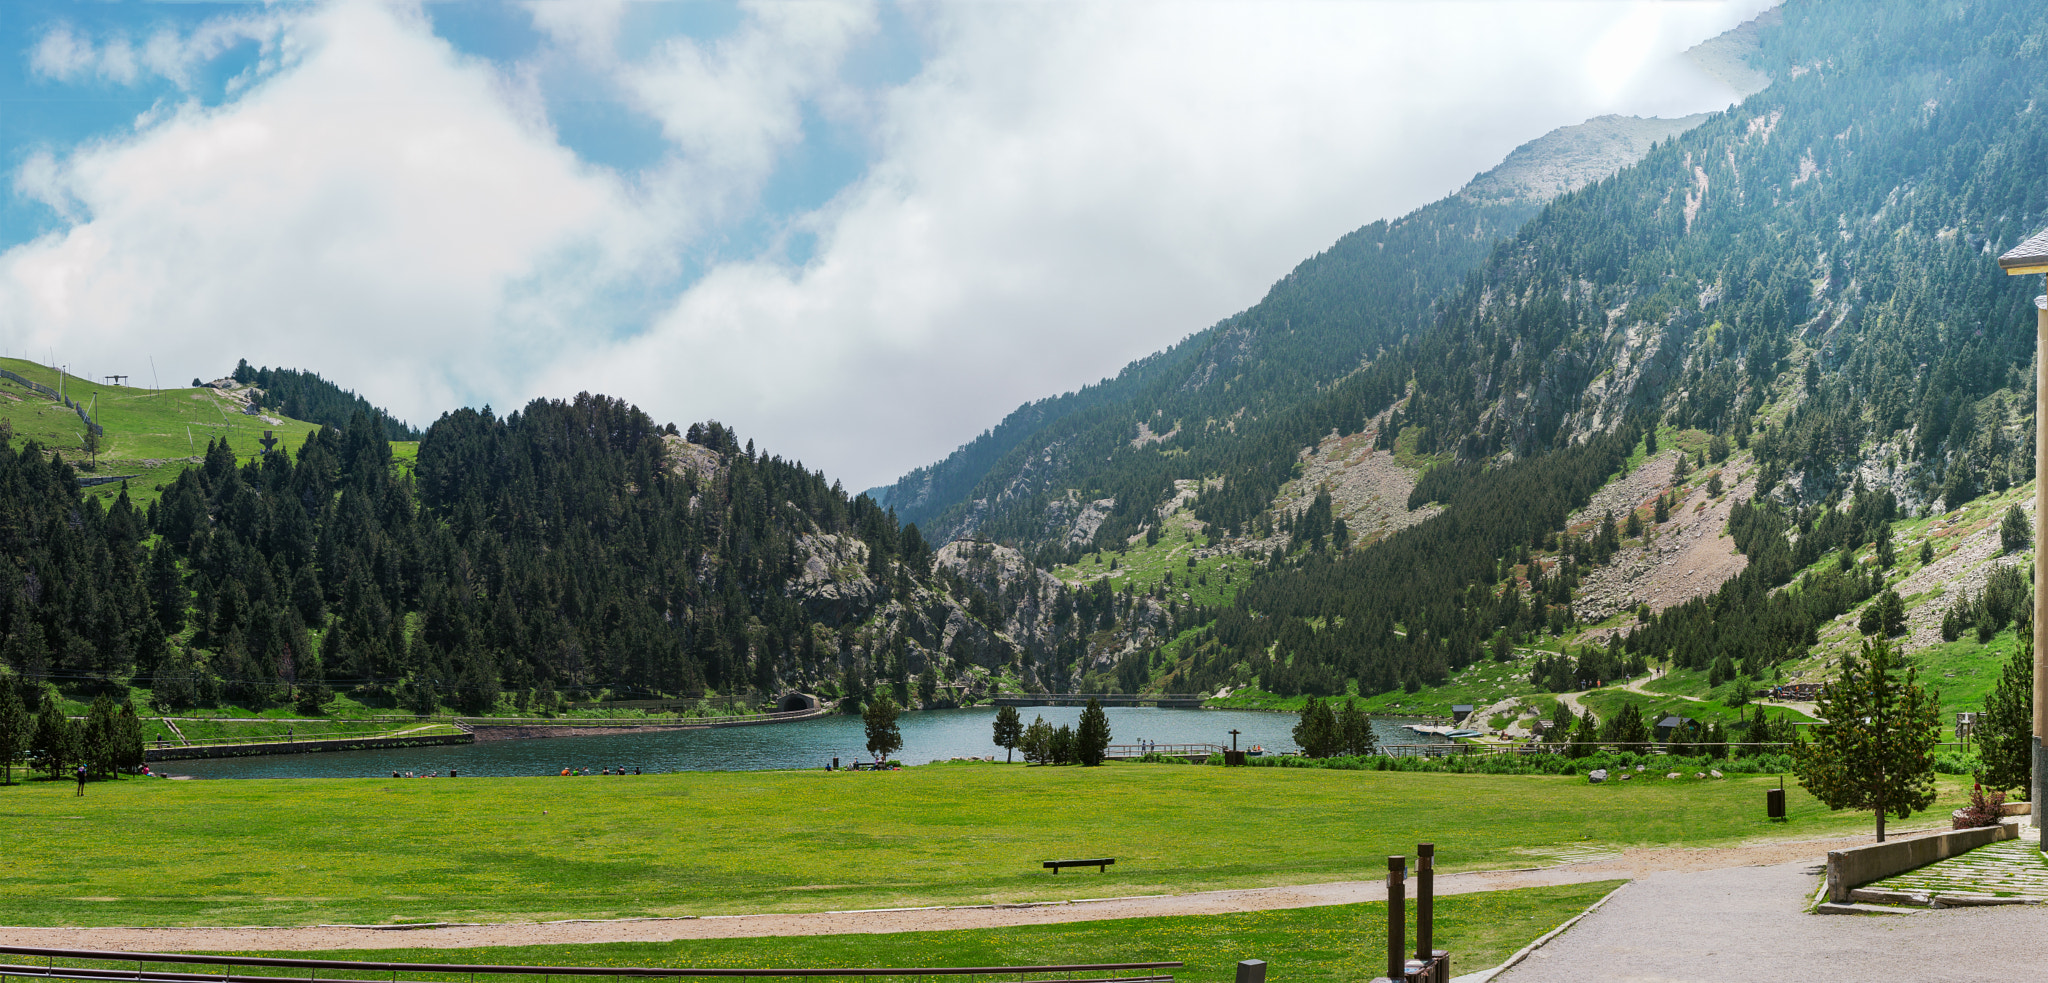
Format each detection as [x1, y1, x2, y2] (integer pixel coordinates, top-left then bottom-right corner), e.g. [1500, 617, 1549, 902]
[7, 0, 2045, 727]
[876, 109, 1716, 555]
[0, 386, 1202, 713]
[891, 0, 2048, 713]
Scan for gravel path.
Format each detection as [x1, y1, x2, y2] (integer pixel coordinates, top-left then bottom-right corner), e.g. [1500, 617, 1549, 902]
[1494, 858, 2048, 983]
[0, 831, 1935, 952]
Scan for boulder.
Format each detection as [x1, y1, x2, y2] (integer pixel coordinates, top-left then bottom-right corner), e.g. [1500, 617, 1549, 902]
[1588, 768, 1608, 784]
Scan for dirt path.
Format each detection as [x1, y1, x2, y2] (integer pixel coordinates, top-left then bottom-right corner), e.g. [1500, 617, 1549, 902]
[0, 828, 1944, 952]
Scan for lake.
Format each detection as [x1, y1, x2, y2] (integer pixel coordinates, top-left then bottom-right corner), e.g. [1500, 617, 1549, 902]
[163, 706, 1451, 778]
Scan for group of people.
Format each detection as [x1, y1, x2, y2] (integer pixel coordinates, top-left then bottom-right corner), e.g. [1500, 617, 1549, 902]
[558, 766, 639, 775]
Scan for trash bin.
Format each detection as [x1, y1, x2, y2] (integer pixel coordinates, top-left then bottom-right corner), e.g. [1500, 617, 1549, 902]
[1766, 787, 1786, 819]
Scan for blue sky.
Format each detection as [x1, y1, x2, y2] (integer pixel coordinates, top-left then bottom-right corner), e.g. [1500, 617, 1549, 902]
[0, 0, 1775, 488]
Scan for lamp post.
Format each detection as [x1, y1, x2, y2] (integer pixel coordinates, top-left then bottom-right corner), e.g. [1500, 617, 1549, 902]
[1998, 226, 2048, 828]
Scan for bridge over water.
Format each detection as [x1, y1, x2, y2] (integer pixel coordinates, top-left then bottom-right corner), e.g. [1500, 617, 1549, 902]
[990, 693, 1207, 708]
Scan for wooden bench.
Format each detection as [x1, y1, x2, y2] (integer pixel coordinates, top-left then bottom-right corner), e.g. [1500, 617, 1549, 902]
[1043, 858, 1115, 873]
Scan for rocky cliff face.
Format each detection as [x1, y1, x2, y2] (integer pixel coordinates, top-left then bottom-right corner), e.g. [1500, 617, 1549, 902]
[1459, 114, 1710, 208]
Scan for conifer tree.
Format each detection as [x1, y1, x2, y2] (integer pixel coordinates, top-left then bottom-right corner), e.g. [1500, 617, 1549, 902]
[114, 701, 146, 774]
[30, 695, 72, 780]
[1601, 701, 1650, 749]
[1979, 623, 2033, 797]
[1075, 698, 1112, 766]
[1338, 697, 1377, 757]
[1020, 714, 1053, 764]
[992, 704, 1023, 763]
[1795, 638, 1940, 841]
[2000, 505, 2030, 554]
[1568, 709, 1598, 758]
[0, 681, 28, 785]
[1293, 696, 1340, 757]
[1049, 723, 1076, 765]
[81, 694, 118, 779]
[1547, 701, 1575, 748]
[862, 693, 903, 764]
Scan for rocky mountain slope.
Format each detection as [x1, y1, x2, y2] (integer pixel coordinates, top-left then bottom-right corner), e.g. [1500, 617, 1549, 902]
[880, 0, 2048, 711]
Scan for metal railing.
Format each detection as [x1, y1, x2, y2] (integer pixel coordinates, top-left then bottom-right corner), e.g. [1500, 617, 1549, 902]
[0, 948, 1179, 983]
[151, 727, 467, 750]
[459, 708, 829, 728]
[1106, 743, 1227, 757]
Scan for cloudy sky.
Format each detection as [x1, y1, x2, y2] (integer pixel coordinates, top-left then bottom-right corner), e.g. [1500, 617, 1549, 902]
[0, 0, 1775, 489]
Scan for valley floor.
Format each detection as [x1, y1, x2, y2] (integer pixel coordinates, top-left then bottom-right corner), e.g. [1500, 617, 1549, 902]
[0, 826, 1934, 950]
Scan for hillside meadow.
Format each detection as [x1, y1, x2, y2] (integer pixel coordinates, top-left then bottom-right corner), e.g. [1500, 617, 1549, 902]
[0, 763, 1961, 927]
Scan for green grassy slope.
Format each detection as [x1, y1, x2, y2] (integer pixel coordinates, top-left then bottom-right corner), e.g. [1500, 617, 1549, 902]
[0, 357, 322, 504]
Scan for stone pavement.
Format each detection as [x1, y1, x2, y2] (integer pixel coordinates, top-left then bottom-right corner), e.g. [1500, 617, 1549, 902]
[1860, 826, 2048, 905]
[1493, 858, 2048, 983]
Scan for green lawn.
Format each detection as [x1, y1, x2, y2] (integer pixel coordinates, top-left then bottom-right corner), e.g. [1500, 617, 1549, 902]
[0, 764, 1954, 928]
[179, 882, 1619, 983]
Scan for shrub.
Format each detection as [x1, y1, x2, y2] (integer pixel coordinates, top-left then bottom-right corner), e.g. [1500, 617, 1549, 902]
[1953, 786, 2006, 829]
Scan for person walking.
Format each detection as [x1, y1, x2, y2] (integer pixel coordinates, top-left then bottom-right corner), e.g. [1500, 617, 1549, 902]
[74, 763, 86, 796]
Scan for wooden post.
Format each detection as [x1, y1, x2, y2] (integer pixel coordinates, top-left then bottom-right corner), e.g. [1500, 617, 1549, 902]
[1415, 843, 1434, 964]
[1387, 856, 1406, 982]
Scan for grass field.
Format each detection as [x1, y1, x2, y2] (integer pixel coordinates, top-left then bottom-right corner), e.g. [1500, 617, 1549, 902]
[173, 882, 1618, 983]
[0, 357, 321, 506]
[0, 763, 1958, 928]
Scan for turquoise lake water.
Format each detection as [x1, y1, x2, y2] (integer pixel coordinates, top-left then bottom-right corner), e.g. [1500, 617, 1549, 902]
[164, 706, 1449, 778]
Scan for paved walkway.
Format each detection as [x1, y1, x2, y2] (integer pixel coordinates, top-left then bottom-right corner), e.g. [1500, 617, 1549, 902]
[1495, 858, 2048, 983]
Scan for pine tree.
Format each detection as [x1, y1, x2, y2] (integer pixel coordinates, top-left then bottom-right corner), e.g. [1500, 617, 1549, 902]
[1075, 698, 1112, 766]
[81, 694, 118, 779]
[0, 681, 28, 785]
[1049, 723, 1076, 765]
[2000, 505, 2030, 554]
[1547, 701, 1575, 747]
[992, 705, 1023, 763]
[30, 695, 73, 780]
[1020, 714, 1053, 764]
[1601, 701, 1650, 749]
[1568, 709, 1598, 758]
[1794, 638, 1941, 842]
[1979, 624, 2033, 796]
[1338, 697, 1377, 756]
[862, 693, 903, 764]
[1293, 696, 1340, 757]
[114, 701, 146, 774]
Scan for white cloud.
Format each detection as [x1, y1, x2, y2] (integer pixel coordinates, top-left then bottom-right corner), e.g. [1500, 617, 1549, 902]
[540, 0, 1779, 488]
[4, 0, 1778, 489]
[1, 1, 641, 421]
[29, 15, 285, 89]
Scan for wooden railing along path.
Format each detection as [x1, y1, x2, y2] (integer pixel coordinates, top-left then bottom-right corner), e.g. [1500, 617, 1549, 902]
[0, 947, 1182, 983]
